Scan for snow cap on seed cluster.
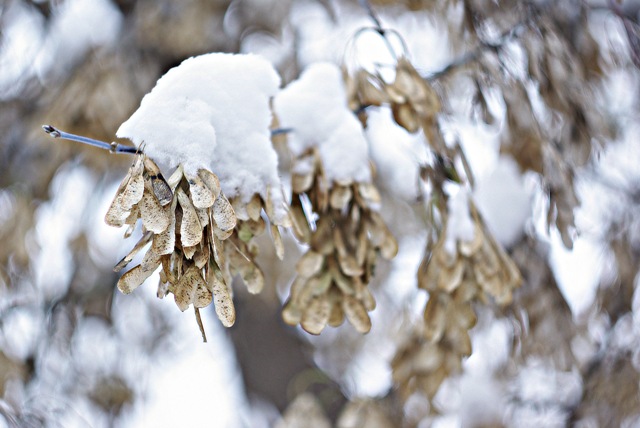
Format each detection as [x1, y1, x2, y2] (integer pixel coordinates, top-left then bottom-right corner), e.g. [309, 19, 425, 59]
[117, 53, 285, 220]
[274, 62, 371, 184]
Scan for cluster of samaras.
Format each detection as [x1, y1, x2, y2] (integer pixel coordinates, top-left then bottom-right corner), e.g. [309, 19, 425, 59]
[393, 203, 522, 399]
[345, 57, 442, 145]
[105, 154, 283, 327]
[283, 147, 397, 334]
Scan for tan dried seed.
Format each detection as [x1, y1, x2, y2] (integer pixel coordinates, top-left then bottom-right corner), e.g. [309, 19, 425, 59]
[343, 295, 371, 334]
[246, 194, 263, 221]
[212, 194, 237, 232]
[210, 264, 235, 327]
[174, 265, 203, 311]
[198, 169, 221, 199]
[330, 185, 353, 210]
[117, 250, 160, 294]
[138, 179, 170, 233]
[296, 251, 324, 278]
[271, 224, 284, 260]
[114, 231, 153, 272]
[186, 172, 215, 209]
[301, 295, 331, 335]
[177, 187, 203, 247]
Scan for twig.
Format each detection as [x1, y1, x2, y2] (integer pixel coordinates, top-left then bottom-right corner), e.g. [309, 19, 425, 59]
[271, 127, 293, 136]
[356, 0, 404, 61]
[426, 20, 528, 81]
[359, 0, 384, 33]
[43, 125, 294, 154]
[42, 125, 139, 154]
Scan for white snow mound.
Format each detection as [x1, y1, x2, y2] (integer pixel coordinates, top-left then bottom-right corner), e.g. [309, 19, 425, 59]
[273, 62, 371, 183]
[117, 53, 285, 219]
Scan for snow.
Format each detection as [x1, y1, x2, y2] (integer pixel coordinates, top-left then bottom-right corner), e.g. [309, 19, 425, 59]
[444, 185, 475, 255]
[33, 164, 97, 300]
[117, 53, 286, 218]
[273, 62, 371, 183]
[34, 0, 122, 80]
[0, 2, 45, 99]
[474, 156, 531, 248]
[289, 2, 451, 76]
[508, 360, 582, 427]
[366, 108, 428, 201]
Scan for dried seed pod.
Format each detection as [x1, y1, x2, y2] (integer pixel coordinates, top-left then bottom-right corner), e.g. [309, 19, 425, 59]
[176, 187, 202, 247]
[139, 178, 171, 233]
[186, 171, 215, 209]
[292, 173, 314, 194]
[209, 262, 235, 327]
[105, 156, 145, 226]
[212, 193, 236, 232]
[152, 196, 177, 255]
[423, 294, 447, 343]
[399, 194, 522, 401]
[343, 295, 372, 334]
[282, 299, 302, 325]
[193, 282, 213, 309]
[330, 185, 353, 210]
[105, 154, 279, 336]
[301, 295, 331, 335]
[114, 231, 153, 272]
[174, 265, 204, 311]
[117, 250, 161, 294]
[296, 251, 325, 278]
[197, 168, 221, 199]
[229, 246, 264, 294]
[289, 203, 312, 243]
[271, 224, 285, 260]
[245, 194, 263, 221]
[143, 157, 173, 205]
[327, 288, 345, 327]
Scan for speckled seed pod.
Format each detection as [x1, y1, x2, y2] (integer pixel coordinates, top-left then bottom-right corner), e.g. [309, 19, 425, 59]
[106, 154, 286, 332]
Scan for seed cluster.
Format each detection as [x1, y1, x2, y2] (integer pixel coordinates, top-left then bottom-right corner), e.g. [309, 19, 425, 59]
[282, 148, 397, 334]
[106, 154, 284, 330]
[393, 202, 521, 399]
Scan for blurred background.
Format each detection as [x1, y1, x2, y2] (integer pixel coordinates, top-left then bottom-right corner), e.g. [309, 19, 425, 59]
[2, 0, 640, 426]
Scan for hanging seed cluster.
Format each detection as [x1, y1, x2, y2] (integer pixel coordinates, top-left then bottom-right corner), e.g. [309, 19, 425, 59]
[105, 154, 284, 329]
[345, 57, 443, 148]
[393, 202, 521, 400]
[282, 148, 397, 334]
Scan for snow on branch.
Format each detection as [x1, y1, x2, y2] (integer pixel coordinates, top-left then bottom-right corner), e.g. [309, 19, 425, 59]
[274, 62, 371, 184]
[117, 53, 285, 217]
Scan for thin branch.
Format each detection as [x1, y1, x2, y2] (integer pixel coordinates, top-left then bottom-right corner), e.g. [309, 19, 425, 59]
[359, 0, 384, 33]
[42, 125, 139, 154]
[42, 125, 294, 155]
[271, 127, 293, 136]
[426, 20, 529, 81]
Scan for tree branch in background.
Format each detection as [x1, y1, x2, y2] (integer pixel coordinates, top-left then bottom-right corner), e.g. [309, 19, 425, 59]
[426, 20, 529, 81]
